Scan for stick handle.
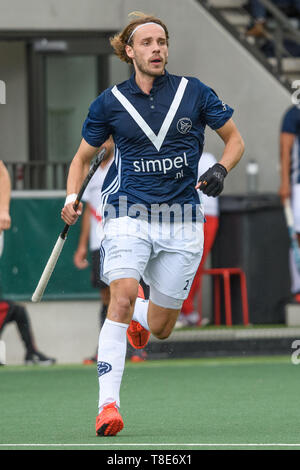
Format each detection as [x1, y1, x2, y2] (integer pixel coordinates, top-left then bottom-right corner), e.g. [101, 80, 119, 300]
[31, 236, 65, 302]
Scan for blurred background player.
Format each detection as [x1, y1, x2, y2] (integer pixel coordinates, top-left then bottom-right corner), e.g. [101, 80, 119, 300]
[279, 104, 300, 302]
[176, 152, 220, 327]
[73, 138, 148, 363]
[0, 160, 56, 365]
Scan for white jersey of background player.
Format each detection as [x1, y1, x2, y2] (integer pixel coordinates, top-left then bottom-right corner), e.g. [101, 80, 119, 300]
[82, 154, 114, 250]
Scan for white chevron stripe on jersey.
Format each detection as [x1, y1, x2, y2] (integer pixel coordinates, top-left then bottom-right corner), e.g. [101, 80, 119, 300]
[111, 77, 188, 151]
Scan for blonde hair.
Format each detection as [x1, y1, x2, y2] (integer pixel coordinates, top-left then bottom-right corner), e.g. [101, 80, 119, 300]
[110, 11, 169, 64]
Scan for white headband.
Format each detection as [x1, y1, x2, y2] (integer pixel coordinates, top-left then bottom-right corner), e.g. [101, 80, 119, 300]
[127, 22, 165, 44]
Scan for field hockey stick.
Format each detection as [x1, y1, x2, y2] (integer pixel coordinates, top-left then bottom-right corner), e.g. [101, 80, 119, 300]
[283, 197, 300, 274]
[31, 148, 106, 303]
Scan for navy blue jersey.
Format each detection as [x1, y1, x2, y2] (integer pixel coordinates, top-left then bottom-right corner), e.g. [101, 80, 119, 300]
[281, 105, 300, 184]
[82, 71, 233, 220]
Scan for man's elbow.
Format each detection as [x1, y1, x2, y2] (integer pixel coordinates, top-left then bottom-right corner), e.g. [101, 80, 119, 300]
[235, 133, 245, 162]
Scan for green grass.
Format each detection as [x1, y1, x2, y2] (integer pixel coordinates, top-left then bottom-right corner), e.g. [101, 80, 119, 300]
[0, 356, 300, 450]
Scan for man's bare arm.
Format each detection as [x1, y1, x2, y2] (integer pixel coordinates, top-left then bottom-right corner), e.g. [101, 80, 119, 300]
[279, 132, 295, 202]
[0, 160, 11, 232]
[61, 139, 99, 226]
[215, 118, 245, 172]
[66, 139, 99, 195]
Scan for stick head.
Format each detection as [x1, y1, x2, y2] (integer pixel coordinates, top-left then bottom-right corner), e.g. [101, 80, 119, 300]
[31, 291, 43, 303]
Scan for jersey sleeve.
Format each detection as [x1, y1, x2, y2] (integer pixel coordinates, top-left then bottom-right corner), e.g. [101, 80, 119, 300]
[281, 106, 300, 135]
[82, 91, 111, 148]
[200, 84, 234, 130]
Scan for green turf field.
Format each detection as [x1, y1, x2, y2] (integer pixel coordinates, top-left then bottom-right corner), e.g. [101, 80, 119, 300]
[0, 356, 300, 450]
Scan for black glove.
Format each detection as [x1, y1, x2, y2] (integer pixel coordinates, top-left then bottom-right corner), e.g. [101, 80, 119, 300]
[198, 163, 228, 197]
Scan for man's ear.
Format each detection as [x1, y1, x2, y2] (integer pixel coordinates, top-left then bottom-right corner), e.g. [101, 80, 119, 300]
[125, 44, 134, 60]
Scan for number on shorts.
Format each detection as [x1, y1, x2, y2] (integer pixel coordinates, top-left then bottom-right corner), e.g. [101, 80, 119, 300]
[183, 279, 190, 291]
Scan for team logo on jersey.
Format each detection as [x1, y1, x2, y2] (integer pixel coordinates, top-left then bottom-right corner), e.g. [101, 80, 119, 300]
[177, 117, 192, 134]
[97, 361, 112, 377]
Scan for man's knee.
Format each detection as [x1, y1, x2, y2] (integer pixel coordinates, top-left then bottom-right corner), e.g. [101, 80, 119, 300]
[108, 278, 139, 322]
[112, 294, 132, 313]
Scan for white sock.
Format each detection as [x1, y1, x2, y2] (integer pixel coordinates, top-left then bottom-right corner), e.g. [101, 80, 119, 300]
[132, 297, 150, 331]
[97, 319, 128, 413]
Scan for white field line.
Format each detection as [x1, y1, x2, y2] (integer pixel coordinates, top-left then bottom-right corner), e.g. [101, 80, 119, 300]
[1, 443, 300, 447]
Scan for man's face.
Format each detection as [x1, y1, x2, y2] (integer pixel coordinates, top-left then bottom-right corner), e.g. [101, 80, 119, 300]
[125, 24, 168, 78]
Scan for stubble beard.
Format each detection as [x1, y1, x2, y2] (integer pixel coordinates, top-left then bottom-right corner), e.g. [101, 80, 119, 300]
[134, 55, 168, 78]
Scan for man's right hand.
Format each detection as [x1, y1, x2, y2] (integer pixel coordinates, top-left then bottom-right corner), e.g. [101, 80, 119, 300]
[61, 202, 83, 226]
[0, 210, 11, 234]
[74, 245, 89, 269]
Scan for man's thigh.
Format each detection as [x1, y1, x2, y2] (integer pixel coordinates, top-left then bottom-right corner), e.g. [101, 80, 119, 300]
[101, 236, 151, 285]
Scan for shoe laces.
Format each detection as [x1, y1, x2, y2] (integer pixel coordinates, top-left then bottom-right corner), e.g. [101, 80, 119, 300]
[131, 321, 144, 333]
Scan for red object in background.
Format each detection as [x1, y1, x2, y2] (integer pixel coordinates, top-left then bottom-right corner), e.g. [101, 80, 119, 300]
[202, 267, 249, 327]
[294, 293, 300, 303]
[0, 301, 10, 330]
[15, 164, 24, 190]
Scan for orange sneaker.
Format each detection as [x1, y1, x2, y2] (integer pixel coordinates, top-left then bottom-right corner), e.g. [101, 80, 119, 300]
[95, 401, 124, 436]
[127, 285, 150, 350]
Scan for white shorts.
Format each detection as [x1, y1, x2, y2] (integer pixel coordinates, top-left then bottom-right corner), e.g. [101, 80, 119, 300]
[291, 184, 300, 233]
[100, 216, 204, 300]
